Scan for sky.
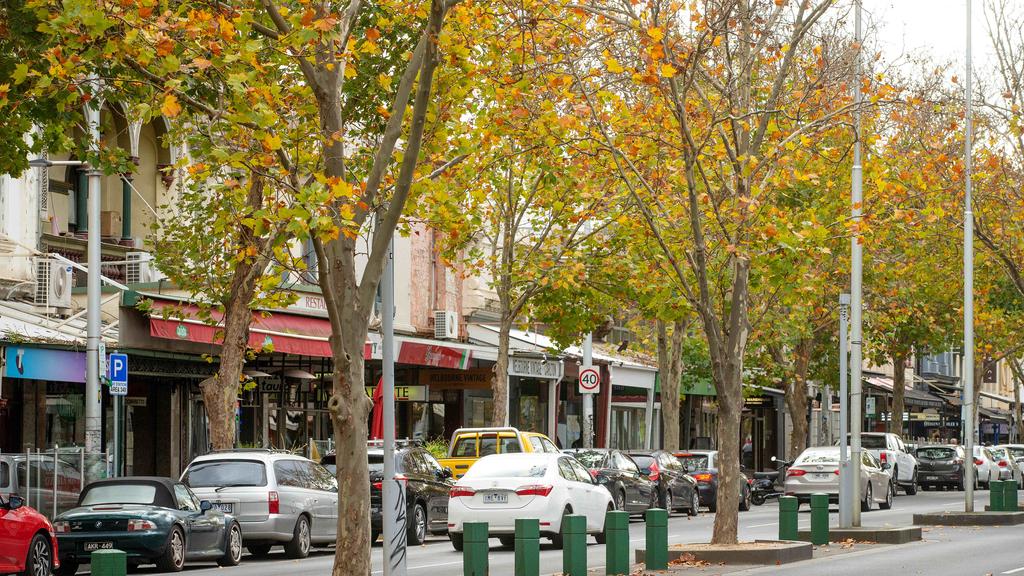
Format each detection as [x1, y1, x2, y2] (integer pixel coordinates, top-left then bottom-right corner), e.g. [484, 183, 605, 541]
[865, 0, 996, 70]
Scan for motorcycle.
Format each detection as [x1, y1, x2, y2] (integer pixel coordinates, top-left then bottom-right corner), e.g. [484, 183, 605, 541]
[750, 456, 791, 506]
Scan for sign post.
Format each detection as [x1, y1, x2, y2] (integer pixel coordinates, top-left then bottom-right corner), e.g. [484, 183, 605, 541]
[108, 353, 127, 477]
[579, 334, 599, 449]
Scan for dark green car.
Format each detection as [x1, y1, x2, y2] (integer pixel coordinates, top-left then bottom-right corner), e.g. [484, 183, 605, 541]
[53, 477, 242, 574]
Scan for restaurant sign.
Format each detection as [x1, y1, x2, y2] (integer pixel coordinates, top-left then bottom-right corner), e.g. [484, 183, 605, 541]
[508, 357, 563, 380]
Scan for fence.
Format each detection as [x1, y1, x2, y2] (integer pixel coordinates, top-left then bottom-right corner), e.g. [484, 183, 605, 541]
[1, 447, 110, 520]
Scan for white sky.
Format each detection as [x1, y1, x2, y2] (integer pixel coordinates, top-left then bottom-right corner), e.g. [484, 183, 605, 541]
[865, 0, 995, 70]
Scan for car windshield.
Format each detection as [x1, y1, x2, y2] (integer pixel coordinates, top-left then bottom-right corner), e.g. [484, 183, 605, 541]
[677, 454, 710, 472]
[631, 455, 655, 469]
[989, 448, 1009, 460]
[81, 484, 157, 506]
[183, 460, 268, 488]
[464, 458, 547, 479]
[1004, 447, 1024, 459]
[368, 453, 384, 474]
[917, 447, 956, 460]
[859, 435, 887, 449]
[797, 450, 839, 464]
[570, 451, 605, 468]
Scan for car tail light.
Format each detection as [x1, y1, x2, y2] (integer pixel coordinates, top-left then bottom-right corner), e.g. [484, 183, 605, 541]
[999, 460, 1009, 468]
[268, 490, 280, 514]
[834, 470, 840, 475]
[693, 473, 713, 483]
[515, 484, 554, 497]
[127, 519, 156, 532]
[879, 452, 887, 463]
[648, 461, 660, 482]
[449, 486, 476, 498]
[974, 458, 983, 466]
[372, 481, 382, 490]
[394, 474, 409, 482]
[589, 469, 600, 480]
[787, 469, 807, 477]
[747, 478, 754, 485]
[53, 521, 70, 533]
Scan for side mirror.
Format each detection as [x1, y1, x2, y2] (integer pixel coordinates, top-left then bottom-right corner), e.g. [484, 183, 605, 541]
[881, 462, 892, 471]
[200, 500, 213, 513]
[8, 495, 25, 510]
[770, 456, 777, 463]
[441, 468, 453, 479]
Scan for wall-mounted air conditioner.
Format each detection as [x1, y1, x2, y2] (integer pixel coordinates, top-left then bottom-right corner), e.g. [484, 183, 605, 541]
[434, 310, 458, 340]
[126, 252, 167, 284]
[34, 258, 73, 309]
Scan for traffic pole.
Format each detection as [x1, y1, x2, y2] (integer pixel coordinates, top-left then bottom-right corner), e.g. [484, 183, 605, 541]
[849, 0, 864, 527]
[839, 294, 851, 528]
[963, 0, 977, 514]
[582, 333, 594, 448]
[381, 235, 407, 576]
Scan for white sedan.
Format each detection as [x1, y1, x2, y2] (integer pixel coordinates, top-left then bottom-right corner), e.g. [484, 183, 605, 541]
[447, 452, 613, 550]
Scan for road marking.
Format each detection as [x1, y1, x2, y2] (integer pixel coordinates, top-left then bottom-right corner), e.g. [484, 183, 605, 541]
[372, 560, 463, 575]
[1002, 566, 1024, 575]
[747, 523, 777, 528]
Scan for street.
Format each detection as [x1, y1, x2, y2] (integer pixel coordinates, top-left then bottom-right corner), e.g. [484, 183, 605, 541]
[76, 489, 1024, 576]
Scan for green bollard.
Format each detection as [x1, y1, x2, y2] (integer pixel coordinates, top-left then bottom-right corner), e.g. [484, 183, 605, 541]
[562, 515, 587, 576]
[810, 493, 830, 545]
[990, 480, 1005, 512]
[463, 522, 489, 576]
[605, 510, 630, 575]
[91, 549, 126, 576]
[779, 496, 799, 541]
[514, 518, 540, 576]
[1004, 480, 1019, 512]
[644, 508, 668, 571]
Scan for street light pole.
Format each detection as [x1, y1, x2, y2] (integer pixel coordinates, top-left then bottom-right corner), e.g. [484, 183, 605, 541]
[839, 293, 851, 528]
[582, 333, 594, 449]
[381, 234, 406, 576]
[963, 0, 976, 512]
[849, 0, 864, 527]
[84, 87, 103, 455]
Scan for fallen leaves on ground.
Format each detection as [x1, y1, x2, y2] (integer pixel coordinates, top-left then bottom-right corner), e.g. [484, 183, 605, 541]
[668, 553, 711, 567]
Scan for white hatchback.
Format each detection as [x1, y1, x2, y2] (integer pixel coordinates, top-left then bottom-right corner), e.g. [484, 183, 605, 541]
[446, 453, 612, 550]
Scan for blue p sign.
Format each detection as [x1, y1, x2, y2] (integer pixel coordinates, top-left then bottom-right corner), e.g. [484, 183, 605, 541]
[109, 353, 128, 384]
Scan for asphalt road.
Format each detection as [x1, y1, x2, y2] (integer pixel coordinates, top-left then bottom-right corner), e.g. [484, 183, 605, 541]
[76, 488, 1019, 576]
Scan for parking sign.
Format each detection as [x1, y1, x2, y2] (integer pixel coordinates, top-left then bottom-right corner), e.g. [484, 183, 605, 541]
[109, 353, 128, 396]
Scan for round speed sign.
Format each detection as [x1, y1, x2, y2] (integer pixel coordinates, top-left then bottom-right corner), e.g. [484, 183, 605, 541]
[578, 367, 601, 393]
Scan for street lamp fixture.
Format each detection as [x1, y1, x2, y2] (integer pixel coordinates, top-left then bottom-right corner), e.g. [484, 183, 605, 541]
[28, 158, 86, 168]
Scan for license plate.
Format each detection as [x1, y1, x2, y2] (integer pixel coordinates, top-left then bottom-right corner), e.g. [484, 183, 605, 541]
[84, 542, 113, 552]
[925, 476, 939, 480]
[212, 503, 233, 513]
[483, 492, 508, 504]
[814, 473, 832, 479]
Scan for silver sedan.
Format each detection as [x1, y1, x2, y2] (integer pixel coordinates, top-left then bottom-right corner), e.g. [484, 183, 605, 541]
[783, 447, 894, 511]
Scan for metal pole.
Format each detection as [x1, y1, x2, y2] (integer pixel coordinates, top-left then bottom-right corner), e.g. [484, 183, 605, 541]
[53, 446, 58, 519]
[839, 294, 851, 528]
[381, 236, 406, 576]
[850, 0, 864, 527]
[963, 0, 976, 512]
[25, 448, 31, 509]
[582, 333, 594, 449]
[84, 82, 103, 454]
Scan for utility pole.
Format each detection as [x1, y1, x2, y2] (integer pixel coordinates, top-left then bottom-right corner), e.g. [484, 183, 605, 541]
[839, 293, 851, 528]
[849, 0, 864, 527]
[582, 333, 594, 448]
[84, 79, 103, 454]
[381, 234, 407, 576]
[963, 0, 976, 512]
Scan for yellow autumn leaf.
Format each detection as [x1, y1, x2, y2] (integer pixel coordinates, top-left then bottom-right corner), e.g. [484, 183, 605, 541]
[160, 94, 181, 117]
[647, 27, 664, 42]
[659, 63, 677, 78]
[605, 57, 624, 74]
[262, 134, 282, 151]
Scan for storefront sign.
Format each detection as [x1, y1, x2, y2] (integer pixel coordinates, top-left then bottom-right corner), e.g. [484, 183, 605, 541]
[865, 396, 876, 416]
[909, 412, 941, 422]
[509, 357, 564, 380]
[364, 385, 426, 402]
[420, 368, 492, 389]
[287, 294, 329, 316]
[4, 347, 86, 383]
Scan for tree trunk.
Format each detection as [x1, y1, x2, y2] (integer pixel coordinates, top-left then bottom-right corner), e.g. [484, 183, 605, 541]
[783, 338, 812, 460]
[972, 361, 984, 444]
[891, 350, 907, 438]
[658, 319, 686, 452]
[712, 375, 742, 544]
[491, 315, 513, 427]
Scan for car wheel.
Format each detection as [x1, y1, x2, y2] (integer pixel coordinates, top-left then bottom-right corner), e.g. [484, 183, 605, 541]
[54, 560, 78, 576]
[594, 504, 613, 544]
[407, 503, 428, 546]
[449, 532, 464, 551]
[880, 481, 894, 510]
[615, 488, 626, 512]
[648, 489, 659, 510]
[550, 507, 571, 549]
[739, 486, 751, 511]
[861, 482, 873, 512]
[751, 492, 766, 506]
[247, 544, 272, 558]
[371, 530, 380, 545]
[956, 474, 965, 492]
[905, 471, 918, 495]
[664, 490, 674, 515]
[156, 527, 186, 572]
[284, 515, 311, 559]
[688, 490, 700, 516]
[498, 535, 515, 549]
[23, 533, 52, 576]
[218, 523, 243, 567]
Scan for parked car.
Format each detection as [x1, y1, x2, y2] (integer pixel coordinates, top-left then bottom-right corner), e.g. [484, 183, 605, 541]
[446, 453, 612, 551]
[995, 444, 1024, 480]
[0, 493, 59, 576]
[915, 445, 970, 490]
[563, 449, 658, 513]
[360, 442, 452, 545]
[785, 447, 894, 511]
[0, 455, 83, 516]
[987, 447, 1024, 484]
[626, 450, 699, 516]
[181, 449, 337, 559]
[973, 446, 1000, 488]
[841, 432, 918, 494]
[674, 450, 751, 512]
[437, 427, 560, 479]
[53, 477, 241, 575]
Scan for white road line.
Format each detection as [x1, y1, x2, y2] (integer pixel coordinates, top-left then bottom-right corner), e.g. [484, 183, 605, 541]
[747, 522, 777, 528]
[1002, 566, 1024, 575]
[372, 560, 464, 574]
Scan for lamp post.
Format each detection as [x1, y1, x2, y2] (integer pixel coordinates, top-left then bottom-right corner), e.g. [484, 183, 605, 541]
[849, 0, 864, 528]
[963, 0, 976, 512]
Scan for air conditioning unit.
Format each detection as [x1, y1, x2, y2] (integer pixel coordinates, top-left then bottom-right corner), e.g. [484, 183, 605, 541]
[34, 258, 73, 309]
[38, 157, 50, 221]
[433, 310, 458, 340]
[126, 252, 167, 284]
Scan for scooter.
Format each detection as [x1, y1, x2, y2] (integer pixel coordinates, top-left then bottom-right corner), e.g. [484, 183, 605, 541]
[750, 456, 790, 506]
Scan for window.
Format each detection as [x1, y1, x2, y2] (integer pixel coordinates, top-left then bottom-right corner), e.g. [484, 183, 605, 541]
[479, 435, 498, 457]
[81, 484, 157, 506]
[528, 437, 545, 452]
[174, 484, 200, 512]
[0, 462, 8, 487]
[539, 438, 559, 453]
[465, 458, 547, 479]
[309, 463, 337, 492]
[274, 460, 308, 488]
[452, 437, 477, 457]
[620, 455, 640, 475]
[557, 458, 578, 482]
[402, 452, 426, 476]
[420, 451, 445, 478]
[568, 458, 594, 484]
[368, 453, 385, 474]
[183, 460, 268, 488]
[917, 447, 957, 460]
[499, 435, 522, 454]
[572, 451, 607, 469]
[677, 454, 710, 472]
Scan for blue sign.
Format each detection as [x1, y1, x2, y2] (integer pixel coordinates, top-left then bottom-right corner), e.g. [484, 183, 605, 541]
[109, 353, 128, 396]
[4, 347, 86, 383]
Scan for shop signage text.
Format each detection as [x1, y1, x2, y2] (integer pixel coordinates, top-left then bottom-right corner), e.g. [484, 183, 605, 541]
[364, 385, 426, 402]
[509, 357, 564, 381]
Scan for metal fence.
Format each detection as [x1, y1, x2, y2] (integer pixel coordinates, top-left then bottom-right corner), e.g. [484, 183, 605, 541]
[1, 447, 110, 520]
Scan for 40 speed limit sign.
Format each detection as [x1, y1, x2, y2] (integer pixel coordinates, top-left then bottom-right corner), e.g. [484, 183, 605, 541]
[578, 366, 601, 394]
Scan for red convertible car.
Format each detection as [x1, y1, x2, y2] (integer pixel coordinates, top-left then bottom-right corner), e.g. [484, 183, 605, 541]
[0, 494, 59, 576]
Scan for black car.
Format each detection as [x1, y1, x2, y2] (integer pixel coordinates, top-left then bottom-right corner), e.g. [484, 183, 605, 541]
[626, 450, 699, 516]
[324, 443, 452, 546]
[674, 450, 751, 512]
[915, 445, 968, 490]
[564, 449, 659, 514]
